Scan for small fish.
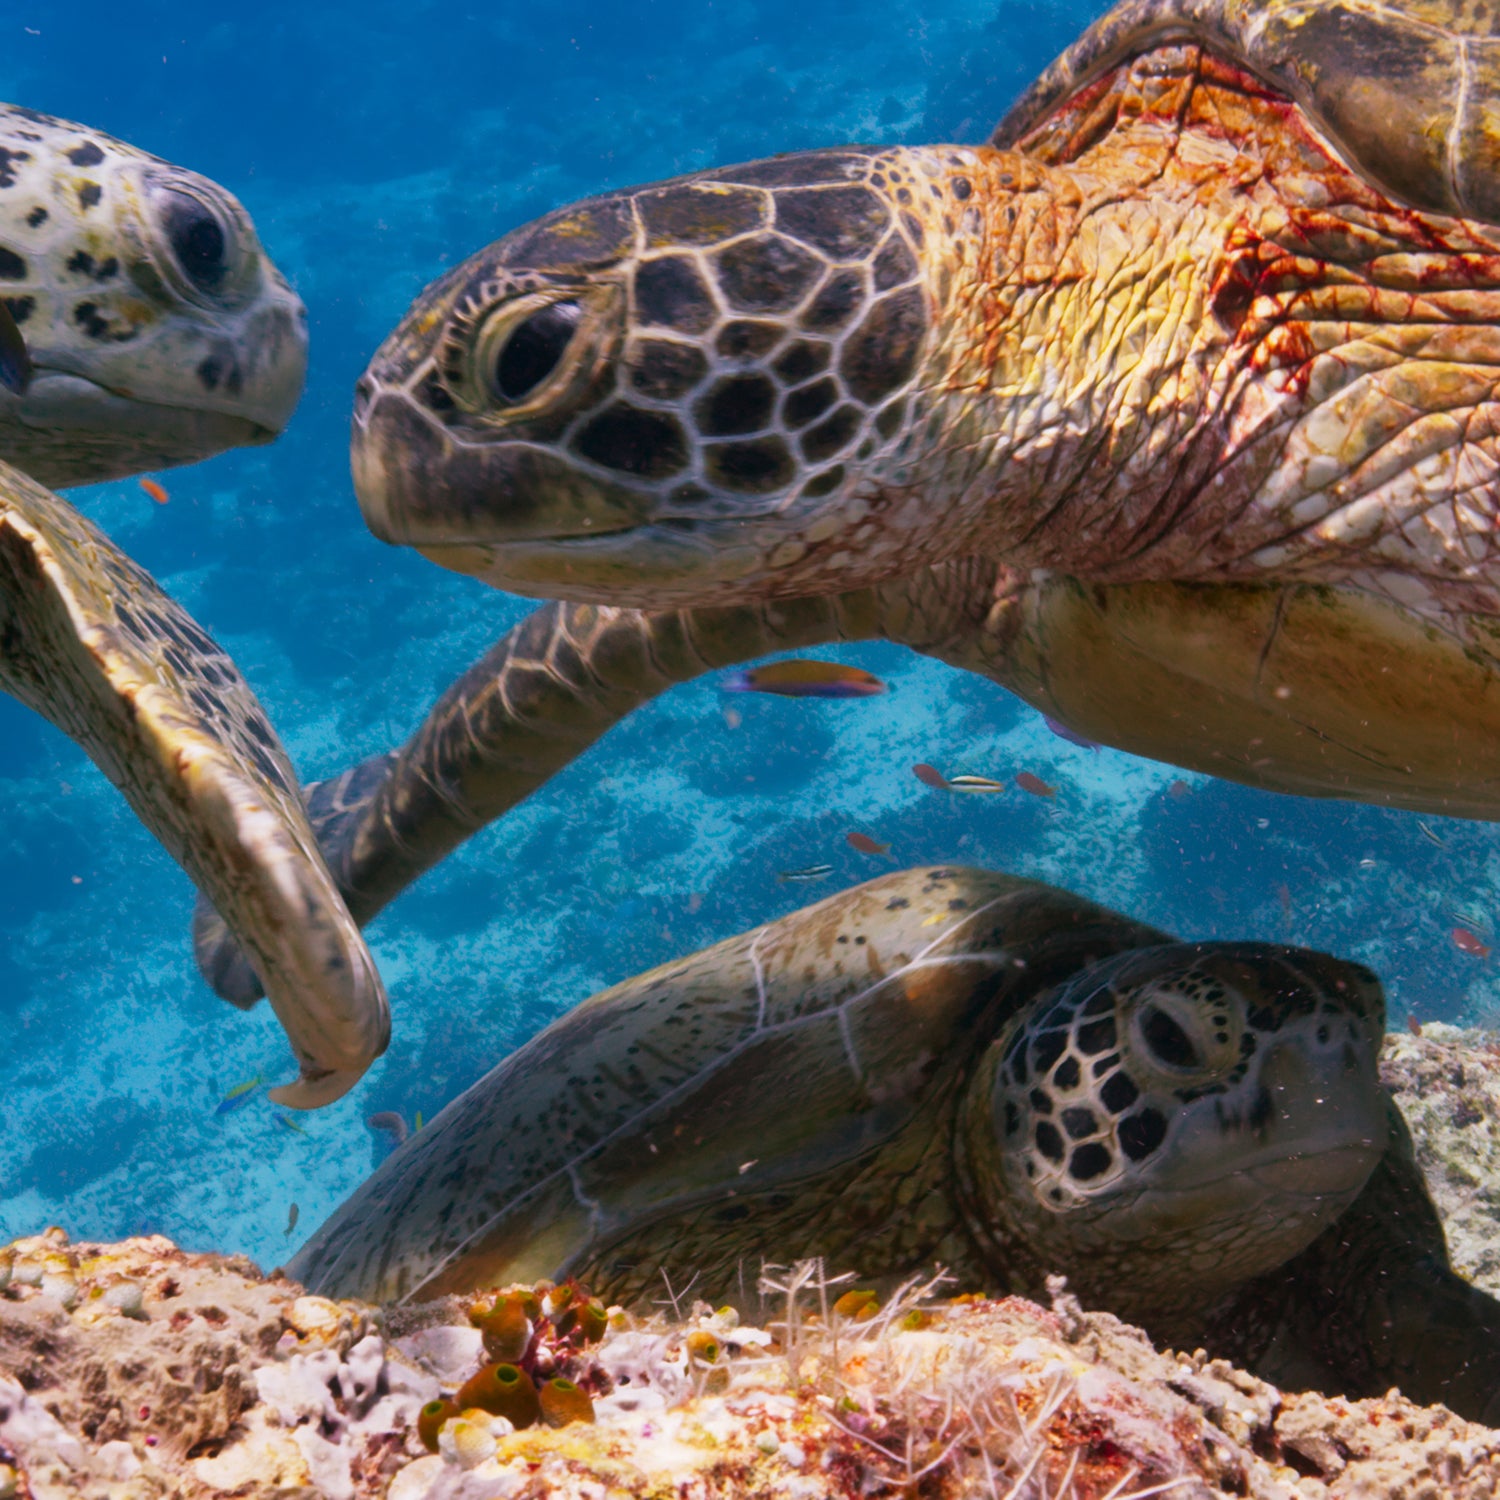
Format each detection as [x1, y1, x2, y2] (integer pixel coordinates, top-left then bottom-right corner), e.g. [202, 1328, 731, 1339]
[1167, 779, 1192, 800]
[138, 477, 169, 505]
[1407, 1015, 1423, 1037]
[846, 832, 890, 856]
[1275, 882, 1293, 921]
[284, 1203, 299, 1237]
[1358, 858, 1378, 869]
[367, 1110, 409, 1147]
[213, 1075, 263, 1114]
[778, 863, 834, 883]
[912, 763, 950, 790]
[947, 774, 1006, 793]
[720, 660, 886, 698]
[1043, 716, 1100, 751]
[1451, 926, 1491, 959]
[1442, 900, 1493, 941]
[1014, 771, 1057, 798]
[722, 707, 742, 730]
[276, 1113, 309, 1136]
[0, 299, 32, 395]
[1418, 820, 1446, 847]
[414, 1111, 424, 1132]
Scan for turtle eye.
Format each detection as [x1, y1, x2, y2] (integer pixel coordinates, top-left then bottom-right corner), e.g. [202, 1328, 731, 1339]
[155, 188, 234, 294]
[144, 179, 251, 302]
[1138, 1003, 1200, 1069]
[486, 299, 583, 404]
[1124, 975, 1241, 1080]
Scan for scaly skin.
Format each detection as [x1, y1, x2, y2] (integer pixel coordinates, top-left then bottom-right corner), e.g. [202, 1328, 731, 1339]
[0, 104, 306, 486]
[353, 51, 1500, 625]
[287, 866, 1500, 1421]
[198, 36, 1500, 1023]
[1205, 1098, 1500, 1425]
[0, 105, 386, 1107]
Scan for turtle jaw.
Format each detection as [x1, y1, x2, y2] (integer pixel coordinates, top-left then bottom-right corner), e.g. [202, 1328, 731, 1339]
[352, 379, 935, 608]
[4, 369, 284, 488]
[0, 110, 310, 483]
[978, 942, 1389, 1324]
[347, 143, 996, 606]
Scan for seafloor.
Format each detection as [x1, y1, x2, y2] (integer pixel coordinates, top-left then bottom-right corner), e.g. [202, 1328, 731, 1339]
[5, 1224, 1500, 1499]
[2, 0, 1500, 1286]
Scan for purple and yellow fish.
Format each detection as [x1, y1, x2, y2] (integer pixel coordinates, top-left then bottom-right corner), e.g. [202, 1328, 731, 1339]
[720, 660, 886, 698]
[214, 1075, 263, 1114]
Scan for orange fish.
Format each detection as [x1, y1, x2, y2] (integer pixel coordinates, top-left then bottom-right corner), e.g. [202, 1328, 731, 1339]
[139, 477, 169, 504]
[1014, 771, 1056, 798]
[912, 763, 950, 790]
[1452, 926, 1491, 959]
[1168, 779, 1192, 800]
[721, 660, 886, 698]
[1407, 1015, 1423, 1037]
[846, 832, 890, 856]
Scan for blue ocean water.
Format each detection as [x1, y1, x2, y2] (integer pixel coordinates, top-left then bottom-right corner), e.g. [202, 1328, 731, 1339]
[0, 0, 1489, 1272]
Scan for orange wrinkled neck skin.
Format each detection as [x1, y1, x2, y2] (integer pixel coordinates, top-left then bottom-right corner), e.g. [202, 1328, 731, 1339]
[933, 45, 1500, 628]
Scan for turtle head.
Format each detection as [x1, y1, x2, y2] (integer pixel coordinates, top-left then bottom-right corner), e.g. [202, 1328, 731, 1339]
[0, 106, 307, 487]
[351, 147, 981, 608]
[970, 942, 1388, 1324]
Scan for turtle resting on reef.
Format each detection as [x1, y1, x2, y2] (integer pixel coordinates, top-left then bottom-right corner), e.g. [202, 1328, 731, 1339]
[195, 0, 1500, 997]
[0, 105, 386, 1106]
[290, 867, 1500, 1423]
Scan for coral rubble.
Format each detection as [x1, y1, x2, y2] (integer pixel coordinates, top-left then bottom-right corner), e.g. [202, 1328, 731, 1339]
[3, 1231, 1500, 1498]
[1382, 1023, 1500, 1296]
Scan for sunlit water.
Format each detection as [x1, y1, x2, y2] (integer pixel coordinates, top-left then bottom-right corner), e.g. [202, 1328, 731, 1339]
[0, 0, 1489, 1272]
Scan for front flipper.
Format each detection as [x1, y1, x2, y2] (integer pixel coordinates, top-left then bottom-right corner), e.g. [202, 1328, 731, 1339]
[0, 459, 388, 1107]
[193, 588, 895, 1001]
[1201, 1097, 1500, 1424]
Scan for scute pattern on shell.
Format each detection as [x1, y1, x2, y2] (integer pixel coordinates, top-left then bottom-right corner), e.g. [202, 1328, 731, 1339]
[992, 0, 1500, 222]
[288, 868, 1150, 1304]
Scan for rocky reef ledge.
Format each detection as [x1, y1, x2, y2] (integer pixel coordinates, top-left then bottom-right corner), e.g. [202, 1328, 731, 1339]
[1, 1228, 1498, 1500]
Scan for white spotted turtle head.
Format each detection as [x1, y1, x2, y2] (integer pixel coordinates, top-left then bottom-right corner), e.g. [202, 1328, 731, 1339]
[351, 148, 957, 609]
[978, 941, 1389, 1308]
[0, 104, 307, 486]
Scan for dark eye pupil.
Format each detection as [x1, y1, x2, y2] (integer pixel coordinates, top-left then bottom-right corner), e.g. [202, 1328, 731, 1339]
[160, 190, 228, 292]
[495, 300, 581, 402]
[1141, 1005, 1200, 1068]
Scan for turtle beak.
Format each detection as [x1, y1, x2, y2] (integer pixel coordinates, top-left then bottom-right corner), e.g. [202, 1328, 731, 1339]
[351, 381, 651, 550]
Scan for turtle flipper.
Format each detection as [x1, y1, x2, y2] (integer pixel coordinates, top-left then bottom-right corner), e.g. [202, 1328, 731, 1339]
[1202, 1097, 1500, 1424]
[192, 589, 893, 1001]
[0, 459, 388, 1107]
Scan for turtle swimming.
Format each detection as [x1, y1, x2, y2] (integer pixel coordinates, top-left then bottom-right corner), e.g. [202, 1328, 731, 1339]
[290, 867, 1500, 1424]
[0, 105, 386, 1105]
[192, 0, 1500, 996]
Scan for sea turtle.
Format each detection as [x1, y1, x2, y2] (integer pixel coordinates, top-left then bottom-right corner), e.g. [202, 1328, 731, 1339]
[190, 0, 1500, 997]
[289, 866, 1500, 1423]
[0, 105, 386, 1106]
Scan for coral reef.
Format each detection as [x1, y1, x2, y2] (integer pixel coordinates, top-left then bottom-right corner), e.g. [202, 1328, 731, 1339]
[3, 1231, 1500, 1498]
[1381, 1023, 1500, 1296]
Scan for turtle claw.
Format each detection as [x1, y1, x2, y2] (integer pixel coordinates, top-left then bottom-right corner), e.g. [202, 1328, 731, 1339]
[270, 1065, 369, 1110]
